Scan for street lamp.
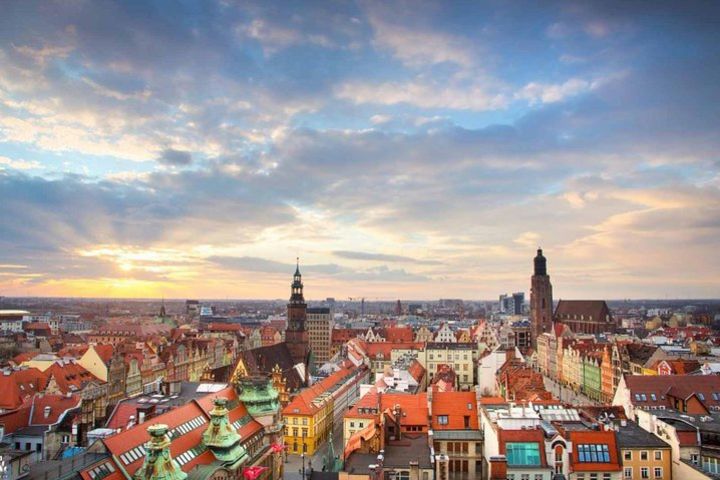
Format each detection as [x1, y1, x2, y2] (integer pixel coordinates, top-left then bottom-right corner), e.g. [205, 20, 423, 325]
[299, 452, 313, 479]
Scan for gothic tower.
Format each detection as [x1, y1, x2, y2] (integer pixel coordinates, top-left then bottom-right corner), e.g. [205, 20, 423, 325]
[285, 258, 310, 367]
[530, 248, 553, 348]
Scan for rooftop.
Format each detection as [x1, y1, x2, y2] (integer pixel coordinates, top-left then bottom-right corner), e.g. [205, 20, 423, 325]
[614, 421, 671, 449]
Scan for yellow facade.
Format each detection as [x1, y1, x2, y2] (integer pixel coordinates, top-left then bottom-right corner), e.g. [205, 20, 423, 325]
[621, 447, 672, 480]
[79, 346, 109, 381]
[284, 399, 333, 456]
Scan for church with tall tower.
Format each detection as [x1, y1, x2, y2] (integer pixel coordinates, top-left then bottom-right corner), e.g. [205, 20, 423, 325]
[285, 258, 310, 367]
[530, 248, 554, 348]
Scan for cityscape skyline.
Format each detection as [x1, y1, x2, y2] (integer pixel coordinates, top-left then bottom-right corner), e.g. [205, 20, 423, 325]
[1, 1, 719, 299]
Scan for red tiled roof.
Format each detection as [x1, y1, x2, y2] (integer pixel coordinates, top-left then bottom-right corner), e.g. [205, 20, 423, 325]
[408, 359, 426, 383]
[96, 386, 264, 478]
[44, 360, 102, 394]
[363, 342, 424, 360]
[381, 392, 428, 427]
[431, 391, 478, 430]
[567, 430, 621, 471]
[283, 366, 357, 416]
[345, 388, 379, 420]
[30, 394, 81, 424]
[0, 368, 47, 410]
[0, 403, 31, 434]
[106, 402, 139, 430]
[93, 344, 115, 364]
[12, 352, 37, 364]
[103, 401, 209, 475]
[498, 428, 548, 466]
[384, 327, 414, 343]
[624, 375, 720, 409]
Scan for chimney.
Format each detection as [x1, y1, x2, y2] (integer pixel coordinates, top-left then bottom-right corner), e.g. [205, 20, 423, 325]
[44, 406, 52, 419]
[489, 456, 508, 480]
[435, 454, 449, 480]
[394, 405, 403, 441]
[505, 348, 515, 364]
[409, 460, 420, 480]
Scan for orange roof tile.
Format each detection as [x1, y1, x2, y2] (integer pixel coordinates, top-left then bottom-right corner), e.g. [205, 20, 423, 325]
[380, 392, 428, 427]
[568, 430, 621, 471]
[30, 393, 81, 424]
[431, 391, 478, 430]
[283, 366, 359, 416]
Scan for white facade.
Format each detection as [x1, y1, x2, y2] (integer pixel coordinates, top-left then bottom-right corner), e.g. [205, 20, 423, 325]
[434, 323, 457, 343]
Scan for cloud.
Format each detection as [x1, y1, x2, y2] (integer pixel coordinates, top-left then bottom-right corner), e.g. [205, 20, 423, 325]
[0, 1, 719, 298]
[367, 15, 474, 68]
[336, 79, 507, 111]
[157, 148, 193, 166]
[333, 250, 441, 265]
[515, 78, 596, 105]
[0, 156, 41, 170]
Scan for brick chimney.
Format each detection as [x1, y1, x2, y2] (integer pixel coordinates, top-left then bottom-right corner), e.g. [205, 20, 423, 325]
[505, 347, 515, 364]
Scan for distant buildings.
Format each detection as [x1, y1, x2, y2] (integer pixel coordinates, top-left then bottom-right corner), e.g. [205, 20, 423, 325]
[498, 292, 524, 315]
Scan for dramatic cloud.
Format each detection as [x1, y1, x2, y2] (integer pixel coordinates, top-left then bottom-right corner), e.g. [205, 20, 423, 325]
[0, 0, 718, 299]
[157, 149, 193, 166]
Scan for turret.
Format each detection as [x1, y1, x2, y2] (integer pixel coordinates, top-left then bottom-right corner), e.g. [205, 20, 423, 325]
[202, 397, 248, 469]
[533, 248, 547, 276]
[237, 376, 281, 430]
[134, 424, 187, 480]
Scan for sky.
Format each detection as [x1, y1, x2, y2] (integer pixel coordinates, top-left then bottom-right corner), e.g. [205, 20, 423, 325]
[0, 1, 719, 300]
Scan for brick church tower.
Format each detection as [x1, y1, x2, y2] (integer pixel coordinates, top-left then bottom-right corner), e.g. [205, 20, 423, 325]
[285, 258, 310, 367]
[530, 248, 553, 348]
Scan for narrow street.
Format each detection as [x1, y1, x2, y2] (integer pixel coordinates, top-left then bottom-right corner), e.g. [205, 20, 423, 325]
[543, 376, 599, 406]
[283, 422, 345, 480]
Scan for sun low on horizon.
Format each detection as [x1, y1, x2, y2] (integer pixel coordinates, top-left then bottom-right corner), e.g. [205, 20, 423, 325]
[1, 1, 719, 300]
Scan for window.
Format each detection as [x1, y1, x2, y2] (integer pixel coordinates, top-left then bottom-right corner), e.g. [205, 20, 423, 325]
[691, 454, 699, 465]
[650, 394, 657, 401]
[641, 468, 648, 479]
[521, 474, 529, 480]
[653, 468, 662, 478]
[438, 415, 449, 425]
[603, 474, 611, 480]
[624, 469, 632, 480]
[640, 394, 647, 401]
[624, 450, 632, 461]
[713, 393, 720, 401]
[507, 475, 515, 480]
[578, 444, 610, 463]
[698, 393, 706, 401]
[654, 451, 662, 460]
[506, 443, 541, 466]
[350, 422, 355, 427]
[302, 418, 308, 425]
[641, 451, 648, 461]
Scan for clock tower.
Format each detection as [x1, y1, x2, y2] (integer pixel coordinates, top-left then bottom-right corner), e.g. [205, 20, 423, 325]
[285, 259, 310, 367]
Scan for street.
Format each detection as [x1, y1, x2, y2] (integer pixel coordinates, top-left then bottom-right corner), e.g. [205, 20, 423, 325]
[543, 376, 599, 406]
[283, 422, 345, 480]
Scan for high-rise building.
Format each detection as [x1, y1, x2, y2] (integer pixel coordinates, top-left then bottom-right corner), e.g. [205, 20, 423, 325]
[285, 259, 310, 367]
[530, 248, 553, 349]
[307, 307, 333, 365]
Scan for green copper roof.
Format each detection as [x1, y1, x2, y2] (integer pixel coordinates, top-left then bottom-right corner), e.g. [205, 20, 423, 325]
[237, 377, 280, 417]
[134, 424, 188, 480]
[202, 398, 248, 469]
